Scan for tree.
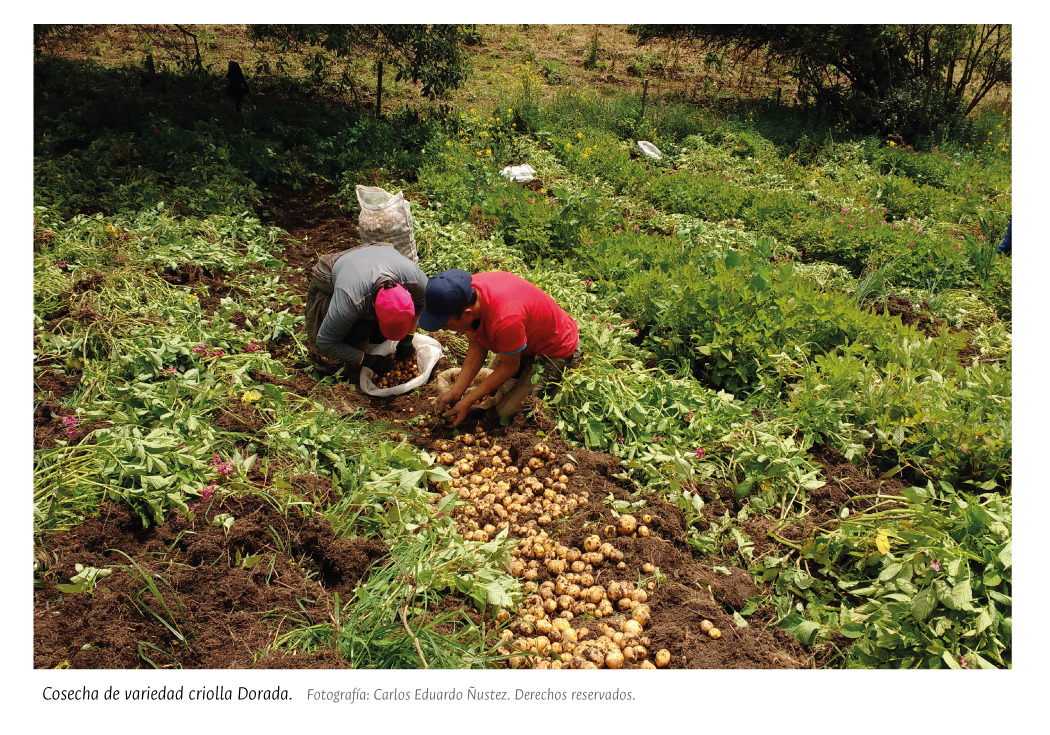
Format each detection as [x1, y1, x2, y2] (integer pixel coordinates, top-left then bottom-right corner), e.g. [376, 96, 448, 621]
[631, 24, 1011, 139]
[248, 24, 471, 115]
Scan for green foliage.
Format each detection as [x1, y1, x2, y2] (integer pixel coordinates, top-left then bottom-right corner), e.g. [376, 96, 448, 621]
[248, 24, 470, 100]
[278, 460, 517, 668]
[765, 483, 1011, 668]
[633, 25, 1011, 140]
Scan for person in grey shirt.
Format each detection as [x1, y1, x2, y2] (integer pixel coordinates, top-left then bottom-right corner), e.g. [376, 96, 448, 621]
[305, 246, 428, 373]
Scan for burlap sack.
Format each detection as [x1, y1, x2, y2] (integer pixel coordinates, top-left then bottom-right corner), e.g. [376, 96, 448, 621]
[434, 368, 517, 410]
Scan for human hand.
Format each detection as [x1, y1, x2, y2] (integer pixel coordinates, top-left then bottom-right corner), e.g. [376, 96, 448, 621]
[364, 353, 394, 374]
[442, 399, 471, 428]
[433, 390, 460, 416]
[395, 341, 415, 361]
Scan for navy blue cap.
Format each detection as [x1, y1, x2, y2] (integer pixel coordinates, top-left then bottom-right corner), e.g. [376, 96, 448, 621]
[419, 269, 473, 331]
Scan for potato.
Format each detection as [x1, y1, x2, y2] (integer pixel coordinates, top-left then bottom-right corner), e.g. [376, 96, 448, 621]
[637, 525, 650, 538]
[700, 619, 714, 633]
[655, 649, 671, 668]
[640, 659, 657, 669]
[642, 562, 656, 574]
[617, 514, 638, 536]
[605, 648, 625, 669]
[603, 524, 618, 539]
[622, 619, 643, 636]
[632, 605, 652, 627]
[561, 463, 576, 476]
[708, 628, 721, 639]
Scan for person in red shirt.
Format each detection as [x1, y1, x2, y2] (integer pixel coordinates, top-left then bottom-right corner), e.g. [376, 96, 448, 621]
[420, 269, 581, 427]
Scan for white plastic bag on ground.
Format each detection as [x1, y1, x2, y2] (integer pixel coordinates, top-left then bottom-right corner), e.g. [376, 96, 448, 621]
[356, 185, 418, 263]
[635, 141, 662, 160]
[360, 334, 443, 397]
[499, 164, 536, 183]
[434, 367, 517, 410]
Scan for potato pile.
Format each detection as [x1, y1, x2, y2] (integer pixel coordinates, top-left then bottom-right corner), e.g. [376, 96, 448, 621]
[423, 427, 703, 669]
[371, 351, 419, 389]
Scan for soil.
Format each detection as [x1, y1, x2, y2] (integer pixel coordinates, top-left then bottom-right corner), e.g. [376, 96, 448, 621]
[871, 294, 943, 337]
[34, 495, 385, 669]
[33, 182, 909, 670]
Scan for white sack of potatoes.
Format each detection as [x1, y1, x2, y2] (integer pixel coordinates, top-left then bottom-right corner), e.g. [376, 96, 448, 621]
[499, 164, 536, 183]
[356, 185, 418, 263]
[360, 334, 443, 397]
[635, 141, 662, 160]
[434, 367, 517, 410]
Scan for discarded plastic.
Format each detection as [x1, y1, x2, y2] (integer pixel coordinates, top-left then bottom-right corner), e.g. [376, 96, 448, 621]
[635, 141, 662, 160]
[500, 164, 537, 182]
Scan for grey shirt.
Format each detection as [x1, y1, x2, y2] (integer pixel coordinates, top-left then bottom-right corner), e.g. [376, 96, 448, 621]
[315, 246, 428, 365]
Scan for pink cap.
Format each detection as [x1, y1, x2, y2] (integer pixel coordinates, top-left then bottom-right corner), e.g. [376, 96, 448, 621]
[374, 283, 415, 341]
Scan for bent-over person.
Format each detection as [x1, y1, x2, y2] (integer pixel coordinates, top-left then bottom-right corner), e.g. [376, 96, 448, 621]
[305, 245, 427, 376]
[420, 269, 581, 427]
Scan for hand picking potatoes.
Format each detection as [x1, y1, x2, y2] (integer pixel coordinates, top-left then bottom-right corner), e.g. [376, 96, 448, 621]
[371, 351, 420, 389]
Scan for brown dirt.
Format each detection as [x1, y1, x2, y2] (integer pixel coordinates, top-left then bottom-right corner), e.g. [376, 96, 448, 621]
[34, 495, 385, 669]
[872, 294, 944, 337]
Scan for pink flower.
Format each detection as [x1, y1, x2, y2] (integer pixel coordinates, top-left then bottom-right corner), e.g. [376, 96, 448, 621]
[61, 415, 78, 429]
[211, 454, 233, 476]
[200, 483, 216, 502]
[958, 654, 970, 669]
[930, 559, 941, 572]
[693, 447, 705, 459]
[244, 343, 261, 353]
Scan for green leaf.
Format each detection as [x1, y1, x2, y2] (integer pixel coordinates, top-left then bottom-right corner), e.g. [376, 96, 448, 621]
[778, 613, 821, 645]
[975, 606, 994, 633]
[998, 540, 1011, 569]
[987, 590, 1012, 606]
[480, 580, 514, 608]
[879, 562, 904, 582]
[910, 588, 936, 621]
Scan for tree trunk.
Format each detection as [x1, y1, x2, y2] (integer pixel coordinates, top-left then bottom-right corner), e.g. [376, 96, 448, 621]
[376, 59, 384, 118]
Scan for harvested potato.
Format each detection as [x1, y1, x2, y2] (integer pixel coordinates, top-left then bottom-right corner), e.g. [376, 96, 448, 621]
[617, 514, 638, 536]
[655, 649, 671, 668]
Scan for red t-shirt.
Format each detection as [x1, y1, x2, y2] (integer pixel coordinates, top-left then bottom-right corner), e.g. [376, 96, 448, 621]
[470, 272, 579, 358]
